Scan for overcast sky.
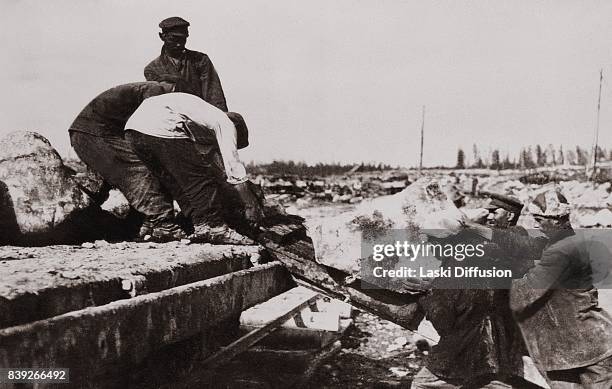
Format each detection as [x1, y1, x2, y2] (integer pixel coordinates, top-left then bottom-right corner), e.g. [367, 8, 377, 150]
[2, 0, 612, 167]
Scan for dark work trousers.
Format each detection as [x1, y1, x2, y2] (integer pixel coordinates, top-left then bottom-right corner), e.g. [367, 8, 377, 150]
[69, 131, 175, 224]
[125, 130, 233, 226]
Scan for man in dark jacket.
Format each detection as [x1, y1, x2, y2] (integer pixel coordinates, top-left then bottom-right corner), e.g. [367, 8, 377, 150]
[144, 17, 228, 112]
[412, 194, 544, 388]
[510, 188, 612, 388]
[68, 81, 186, 242]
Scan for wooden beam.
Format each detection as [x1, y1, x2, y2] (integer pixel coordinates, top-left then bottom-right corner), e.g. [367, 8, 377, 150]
[261, 237, 424, 330]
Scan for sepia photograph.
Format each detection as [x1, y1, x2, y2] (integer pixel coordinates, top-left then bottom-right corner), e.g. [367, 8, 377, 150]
[1, 1, 612, 388]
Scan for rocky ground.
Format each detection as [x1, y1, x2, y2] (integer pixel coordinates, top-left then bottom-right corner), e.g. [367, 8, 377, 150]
[310, 289, 612, 388]
[307, 311, 431, 388]
[2, 130, 611, 388]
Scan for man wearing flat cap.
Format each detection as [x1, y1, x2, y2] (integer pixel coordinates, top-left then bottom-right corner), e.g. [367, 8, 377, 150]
[482, 192, 524, 228]
[144, 17, 228, 112]
[413, 193, 542, 388]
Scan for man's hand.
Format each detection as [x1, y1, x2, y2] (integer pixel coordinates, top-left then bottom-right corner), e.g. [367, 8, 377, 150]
[462, 208, 490, 223]
[235, 181, 265, 226]
[423, 208, 467, 238]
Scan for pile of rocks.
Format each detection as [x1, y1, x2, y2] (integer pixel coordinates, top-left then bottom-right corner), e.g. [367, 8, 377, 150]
[0, 131, 139, 245]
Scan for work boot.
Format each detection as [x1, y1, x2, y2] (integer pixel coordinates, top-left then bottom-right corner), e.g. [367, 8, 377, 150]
[137, 219, 155, 241]
[147, 222, 188, 243]
[189, 223, 255, 245]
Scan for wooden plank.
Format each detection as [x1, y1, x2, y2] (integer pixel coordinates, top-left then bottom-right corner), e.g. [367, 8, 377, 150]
[240, 286, 319, 325]
[262, 238, 424, 330]
[201, 289, 321, 369]
[0, 262, 294, 387]
[242, 289, 348, 332]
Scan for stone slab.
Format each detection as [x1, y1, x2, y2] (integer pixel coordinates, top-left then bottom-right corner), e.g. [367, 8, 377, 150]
[0, 262, 294, 388]
[0, 242, 262, 327]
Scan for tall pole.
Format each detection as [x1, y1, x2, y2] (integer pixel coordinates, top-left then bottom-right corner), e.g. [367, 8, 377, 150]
[592, 69, 603, 180]
[419, 105, 425, 177]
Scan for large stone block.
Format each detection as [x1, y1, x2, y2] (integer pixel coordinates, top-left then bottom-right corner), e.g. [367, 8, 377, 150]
[0, 243, 260, 328]
[0, 131, 91, 237]
[0, 131, 127, 245]
[306, 178, 463, 275]
[0, 262, 294, 388]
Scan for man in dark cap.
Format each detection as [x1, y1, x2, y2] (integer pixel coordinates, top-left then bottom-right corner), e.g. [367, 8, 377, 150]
[413, 193, 543, 389]
[69, 81, 187, 242]
[144, 17, 228, 112]
[482, 192, 524, 228]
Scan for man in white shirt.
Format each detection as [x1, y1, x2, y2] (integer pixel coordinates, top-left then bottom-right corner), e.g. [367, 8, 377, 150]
[124, 92, 264, 245]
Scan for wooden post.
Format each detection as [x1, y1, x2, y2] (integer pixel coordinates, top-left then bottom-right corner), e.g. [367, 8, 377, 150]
[592, 69, 603, 180]
[419, 105, 425, 176]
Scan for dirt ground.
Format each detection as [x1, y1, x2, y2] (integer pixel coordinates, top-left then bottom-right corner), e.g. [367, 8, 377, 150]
[307, 311, 430, 388]
[306, 293, 612, 389]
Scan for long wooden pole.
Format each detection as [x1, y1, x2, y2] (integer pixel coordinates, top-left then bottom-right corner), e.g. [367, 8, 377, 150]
[592, 69, 603, 180]
[419, 105, 425, 176]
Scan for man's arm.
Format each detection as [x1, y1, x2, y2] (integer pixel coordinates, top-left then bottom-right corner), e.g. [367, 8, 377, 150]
[418, 288, 458, 335]
[465, 223, 546, 275]
[492, 227, 548, 261]
[184, 98, 264, 224]
[144, 60, 184, 85]
[144, 60, 165, 81]
[198, 55, 228, 112]
[509, 248, 571, 316]
[185, 104, 246, 184]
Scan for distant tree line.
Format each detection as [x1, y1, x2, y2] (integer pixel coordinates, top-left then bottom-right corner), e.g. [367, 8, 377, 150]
[247, 160, 395, 177]
[455, 144, 610, 170]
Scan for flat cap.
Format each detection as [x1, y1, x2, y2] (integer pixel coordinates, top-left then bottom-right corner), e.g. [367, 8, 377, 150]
[159, 17, 190, 30]
[484, 192, 523, 214]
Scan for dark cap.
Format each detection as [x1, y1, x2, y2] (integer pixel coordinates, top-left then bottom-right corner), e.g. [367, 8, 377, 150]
[159, 17, 190, 31]
[226, 112, 249, 149]
[483, 192, 523, 214]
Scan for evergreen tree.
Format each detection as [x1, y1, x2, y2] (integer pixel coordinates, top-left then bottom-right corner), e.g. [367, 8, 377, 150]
[536, 145, 545, 167]
[523, 147, 536, 169]
[456, 148, 466, 169]
[491, 149, 500, 170]
[576, 146, 589, 165]
[502, 154, 513, 170]
[547, 144, 556, 165]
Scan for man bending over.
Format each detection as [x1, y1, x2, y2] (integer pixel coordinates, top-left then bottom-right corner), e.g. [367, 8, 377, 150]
[124, 92, 264, 245]
[68, 82, 185, 242]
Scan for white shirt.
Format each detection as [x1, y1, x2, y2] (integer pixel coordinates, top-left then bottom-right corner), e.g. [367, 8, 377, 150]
[125, 92, 247, 184]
